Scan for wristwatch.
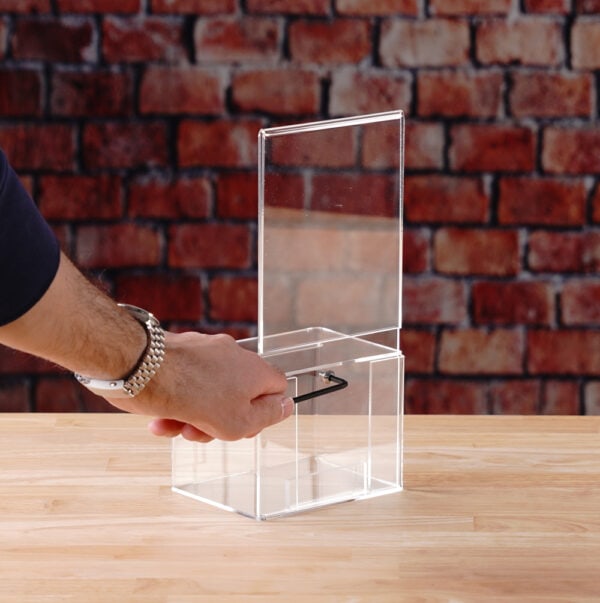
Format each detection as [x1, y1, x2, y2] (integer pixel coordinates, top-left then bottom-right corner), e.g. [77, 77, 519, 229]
[74, 304, 166, 398]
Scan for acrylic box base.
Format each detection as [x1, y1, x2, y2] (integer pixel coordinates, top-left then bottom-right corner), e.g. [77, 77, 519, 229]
[172, 328, 403, 520]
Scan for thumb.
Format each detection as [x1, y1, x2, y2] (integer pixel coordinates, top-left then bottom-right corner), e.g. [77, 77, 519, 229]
[250, 394, 294, 433]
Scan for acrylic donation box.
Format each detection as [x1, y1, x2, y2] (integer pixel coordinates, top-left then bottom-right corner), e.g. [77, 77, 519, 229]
[172, 111, 405, 519]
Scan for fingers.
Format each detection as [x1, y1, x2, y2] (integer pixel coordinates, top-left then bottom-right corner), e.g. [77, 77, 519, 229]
[238, 346, 288, 397]
[180, 423, 215, 443]
[261, 358, 289, 392]
[148, 393, 294, 444]
[148, 418, 214, 443]
[147, 418, 185, 437]
[280, 396, 295, 420]
[249, 394, 294, 433]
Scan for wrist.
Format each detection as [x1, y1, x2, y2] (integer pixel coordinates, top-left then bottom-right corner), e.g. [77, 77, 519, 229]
[75, 304, 166, 398]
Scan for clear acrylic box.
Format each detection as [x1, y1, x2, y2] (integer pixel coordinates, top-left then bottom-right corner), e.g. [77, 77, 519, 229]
[172, 111, 405, 519]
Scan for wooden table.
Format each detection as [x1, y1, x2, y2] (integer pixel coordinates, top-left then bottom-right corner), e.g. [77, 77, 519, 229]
[2, 414, 600, 602]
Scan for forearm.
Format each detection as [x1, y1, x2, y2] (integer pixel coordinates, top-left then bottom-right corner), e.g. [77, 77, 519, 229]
[0, 251, 292, 443]
[0, 252, 146, 379]
[0, 149, 291, 442]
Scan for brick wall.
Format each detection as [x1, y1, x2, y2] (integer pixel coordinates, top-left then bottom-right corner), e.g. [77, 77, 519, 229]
[0, 0, 599, 414]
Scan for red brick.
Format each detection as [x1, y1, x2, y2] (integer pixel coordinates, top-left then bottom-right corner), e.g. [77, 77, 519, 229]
[543, 126, 600, 174]
[405, 378, 487, 414]
[498, 177, 586, 226]
[576, 0, 600, 12]
[430, 0, 511, 14]
[291, 275, 380, 333]
[248, 0, 329, 13]
[115, 274, 203, 321]
[528, 330, 600, 375]
[311, 173, 396, 217]
[400, 329, 435, 373]
[541, 380, 580, 415]
[403, 228, 430, 274]
[356, 117, 405, 169]
[263, 172, 306, 210]
[102, 16, 187, 63]
[472, 281, 554, 325]
[440, 328, 524, 375]
[562, 280, 600, 326]
[528, 231, 600, 273]
[585, 381, 600, 415]
[289, 19, 371, 64]
[128, 176, 211, 219]
[194, 17, 280, 63]
[380, 18, 470, 67]
[140, 66, 225, 115]
[572, 18, 600, 69]
[0, 0, 50, 10]
[418, 69, 503, 118]
[402, 277, 467, 325]
[524, 0, 570, 12]
[232, 69, 320, 115]
[490, 380, 541, 414]
[593, 185, 600, 223]
[39, 175, 122, 220]
[0, 124, 75, 170]
[152, 0, 235, 13]
[216, 172, 258, 219]
[404, 122, 444, 170]
[269, 124, 356, 168]
[168, 224, 251, 269]
[0, 347, 62, 375]
[76, 224, 162, 269]
[57, 0, 140, 11]
[510, 72, 591, 118]
[209, 277, 257, 322]
[405, 175, 489, 224]
[0, 381, 29, 412]
[36, 378, 81, 413]
[336, 0, 418, 15]
[0, 69, 42, 117]
[476, 18, 563, 66]
[330, 68, 411, 116]
[450, 124, 536, 172]
[178, 119, 260, 168]
[434, 228, 520, 276]
[83, 122, 168, 169]
[12, 17, 95, 62]
[51, 70, 133, 117]
[0, 19, 7, 60]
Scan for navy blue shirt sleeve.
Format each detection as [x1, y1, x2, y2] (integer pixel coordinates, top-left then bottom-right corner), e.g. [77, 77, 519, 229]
[0, 148, 60, 326]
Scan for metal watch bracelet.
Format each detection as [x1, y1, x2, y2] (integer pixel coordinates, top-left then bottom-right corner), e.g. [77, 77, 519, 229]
[74, 304, 166, 398]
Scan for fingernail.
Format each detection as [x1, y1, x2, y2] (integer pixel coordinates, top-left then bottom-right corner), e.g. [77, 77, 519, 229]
[280, 396, 294, 419]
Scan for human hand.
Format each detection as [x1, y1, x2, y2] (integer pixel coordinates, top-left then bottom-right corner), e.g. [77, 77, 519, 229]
[107, 331, 293, 443]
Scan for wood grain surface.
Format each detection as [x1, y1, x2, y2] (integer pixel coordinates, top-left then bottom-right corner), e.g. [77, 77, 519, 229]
[2, 413, 600, 602]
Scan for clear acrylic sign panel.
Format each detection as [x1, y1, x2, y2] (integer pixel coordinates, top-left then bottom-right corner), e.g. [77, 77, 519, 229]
[172, 111, 405, 519]
[259, 110, 403, 353]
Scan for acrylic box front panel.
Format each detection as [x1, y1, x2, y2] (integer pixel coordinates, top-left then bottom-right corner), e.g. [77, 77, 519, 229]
[172, 330, 403, 520]
[258, 111, 404, 354]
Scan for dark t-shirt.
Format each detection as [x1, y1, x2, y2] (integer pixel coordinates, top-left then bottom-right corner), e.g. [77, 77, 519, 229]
[0, 149, 60, 326]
